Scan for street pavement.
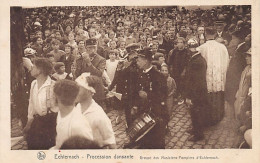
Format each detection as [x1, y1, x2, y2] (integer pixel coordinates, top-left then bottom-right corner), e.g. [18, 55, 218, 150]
[11, 102, 243, 150]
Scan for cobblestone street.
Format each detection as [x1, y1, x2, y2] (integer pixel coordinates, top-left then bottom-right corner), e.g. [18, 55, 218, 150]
[11, 102, 243, 150]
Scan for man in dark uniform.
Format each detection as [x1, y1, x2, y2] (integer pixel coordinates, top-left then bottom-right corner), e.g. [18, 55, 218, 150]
[15, 48, 36, 127]
[74, 38, 106, 108]
[134, 47, 168, 149]
[108, 43, 140, 128]
[184, 39, 208, 141]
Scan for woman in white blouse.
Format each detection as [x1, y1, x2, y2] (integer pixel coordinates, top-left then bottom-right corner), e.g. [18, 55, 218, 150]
[23, 58, 58, 149]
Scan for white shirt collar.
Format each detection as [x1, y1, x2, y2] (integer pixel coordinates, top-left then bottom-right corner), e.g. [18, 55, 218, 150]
[81, 99, 98, 115]
[143, 66, 153, 73]
[36, 76, 52, 91]
[217, 31, 223, 36]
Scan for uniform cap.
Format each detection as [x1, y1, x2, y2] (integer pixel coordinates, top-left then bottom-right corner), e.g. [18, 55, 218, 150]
[85, 38, 97, 46]
[137, 47, 153, 61]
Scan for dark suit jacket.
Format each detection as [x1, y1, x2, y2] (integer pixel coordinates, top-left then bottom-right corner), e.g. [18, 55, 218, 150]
[75, 53, 106, 78]
[184, 53, 207, 104]
[109, 63, 139, 104]
[135, 67, 168, 148]
[135, 67, 168, 120]
[168, 48, 190, 83]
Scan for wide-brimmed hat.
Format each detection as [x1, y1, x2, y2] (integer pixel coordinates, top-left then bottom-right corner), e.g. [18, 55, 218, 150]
[75, 73, 96, 94]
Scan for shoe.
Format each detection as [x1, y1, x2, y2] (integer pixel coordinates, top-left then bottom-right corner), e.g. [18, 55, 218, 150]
[188, 134, 204, 142]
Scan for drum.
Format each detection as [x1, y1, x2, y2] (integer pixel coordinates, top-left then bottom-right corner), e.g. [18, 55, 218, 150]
[127, 113, 156, 142]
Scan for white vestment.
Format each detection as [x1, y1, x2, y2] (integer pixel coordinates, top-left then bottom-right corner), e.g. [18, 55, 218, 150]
[197, 40, 230, 92]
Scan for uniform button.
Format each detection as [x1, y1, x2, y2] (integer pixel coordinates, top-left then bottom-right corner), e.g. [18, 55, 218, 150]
[139, 84, 141, 86]
[26, 91, 29, 94]
[161, 102, 165, 105]
[126, 93, 128, 95]
[25, 84, 27, 86]
[125, 86, 127, 88]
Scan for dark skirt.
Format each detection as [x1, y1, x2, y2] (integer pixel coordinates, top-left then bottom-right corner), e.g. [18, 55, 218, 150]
[207, 91, 225, 126]
[26, 113, 57, 150]
[189, 101, 209, 133]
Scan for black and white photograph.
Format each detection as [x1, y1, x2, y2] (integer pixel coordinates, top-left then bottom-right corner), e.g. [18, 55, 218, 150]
[9, 5, 254, 151]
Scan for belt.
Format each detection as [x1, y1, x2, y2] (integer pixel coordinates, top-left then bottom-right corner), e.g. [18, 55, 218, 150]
[33, 110, 55, 118]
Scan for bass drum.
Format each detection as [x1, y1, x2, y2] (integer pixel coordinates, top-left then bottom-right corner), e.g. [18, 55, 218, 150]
[127, 113, 156, 142]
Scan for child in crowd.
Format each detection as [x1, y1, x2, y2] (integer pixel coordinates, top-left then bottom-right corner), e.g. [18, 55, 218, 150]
[46, 53, 56, 70]
[53, 79, 93, 149]
[106, 50, 119, 82]
[63, 44, 75, 74]
[104, 50, 119, 112]
[147, 37, 153, 47]
[151, 60, 162, 71]
[44, 28, 51, 41]
[197, 26, 206, 45]
[67, 32, 78, 50]
[109, 40, 117, 50]
[161, 65, 177, 125]
[168, 37, 189, 104]
[75, 29, 88, 42]
[65, 64, 77, 81]
[52, 62, 68, 81]
[49, 39, 66, 62]
[31, 37, 43, 57]
[154, 52, 167, 66]
[117, 41, 128, 60]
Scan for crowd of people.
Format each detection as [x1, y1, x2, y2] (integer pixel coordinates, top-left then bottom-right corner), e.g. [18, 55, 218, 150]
[13, 5, 252, 149]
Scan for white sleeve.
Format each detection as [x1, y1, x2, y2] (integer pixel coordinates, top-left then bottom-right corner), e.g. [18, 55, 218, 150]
[50, 81, 59, 113]
[103, 70, 111, 86]
[96, 116, 116, 145]
[197, 43, 207, 60]
[27, 80, 36, 120]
